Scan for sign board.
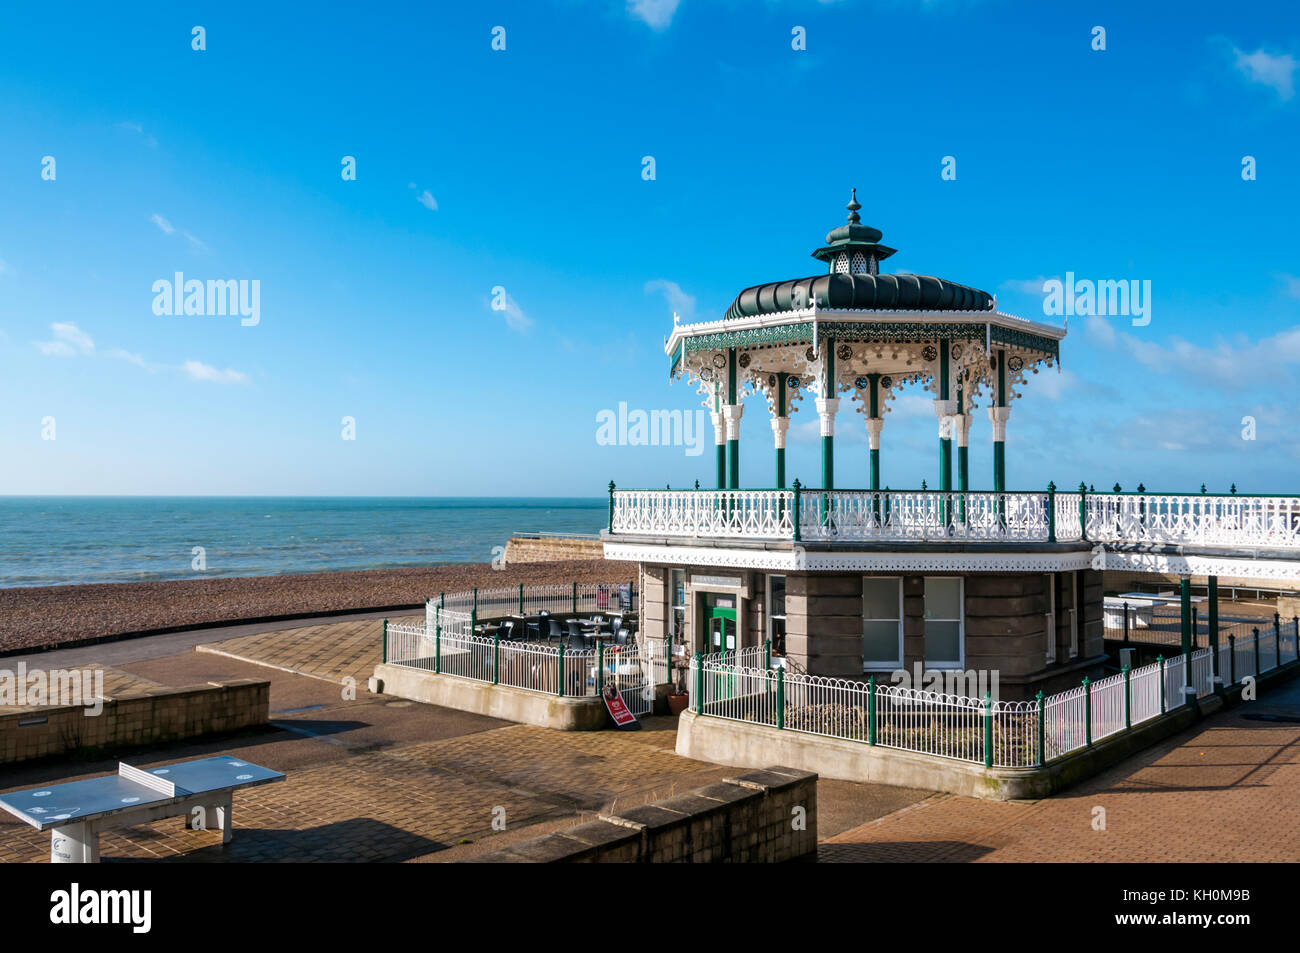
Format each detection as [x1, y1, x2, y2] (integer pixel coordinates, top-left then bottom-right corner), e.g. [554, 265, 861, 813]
[693, 574, 742, 590]
[602, 685, 640, 730]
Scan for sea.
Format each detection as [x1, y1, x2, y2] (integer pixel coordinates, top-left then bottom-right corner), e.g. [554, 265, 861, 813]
[0, 497, 608, 589]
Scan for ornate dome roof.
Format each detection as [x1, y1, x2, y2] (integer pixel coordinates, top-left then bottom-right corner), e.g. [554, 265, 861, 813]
[722, 190, 995, 319]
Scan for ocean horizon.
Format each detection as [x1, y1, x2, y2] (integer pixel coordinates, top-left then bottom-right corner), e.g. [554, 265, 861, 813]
[0, 496, 608, 589]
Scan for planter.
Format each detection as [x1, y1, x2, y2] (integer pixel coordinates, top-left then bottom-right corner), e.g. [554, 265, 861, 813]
[667, 692, 690, 716]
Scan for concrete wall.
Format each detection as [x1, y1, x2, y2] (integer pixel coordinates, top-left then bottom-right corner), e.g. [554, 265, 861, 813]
[372, 662, 608, 730]
[0, 678, 269, 764]
[504, 535, 604, 564]
[469, 766, 817, 863]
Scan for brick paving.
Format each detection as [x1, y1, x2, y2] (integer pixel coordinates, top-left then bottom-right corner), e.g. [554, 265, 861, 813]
[821, 685, 1300, 862]
[195, 615, 418, 685]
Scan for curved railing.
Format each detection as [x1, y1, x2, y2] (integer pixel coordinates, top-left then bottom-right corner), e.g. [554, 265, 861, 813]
[608, 486, 1300, 551]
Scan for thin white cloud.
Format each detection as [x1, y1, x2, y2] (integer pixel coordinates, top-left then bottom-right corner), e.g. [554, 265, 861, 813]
[107, 348, 149, 368]
[117, 121, 158, 147]
[151, 213, 175, 235]
[1232, 46, 1297, 100]
[628, 0, 680, 30]
[1089, 317, 1300, 389]
[492, 292, 533, 333]
[999, 276, 1056, 296]
[182, 360, 249, 384]
[644, 279, 697, 322]
[1281, 274, 1300, 298]
[416, 189, 438, 211]
[33, 322, 94, 357]
[152, 213, 207, 251]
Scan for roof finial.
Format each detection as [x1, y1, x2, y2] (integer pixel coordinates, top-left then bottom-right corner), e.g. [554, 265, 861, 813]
[846, 187, 861, 225]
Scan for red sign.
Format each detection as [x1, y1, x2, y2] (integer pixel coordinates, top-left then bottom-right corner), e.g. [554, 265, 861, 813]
[602, 684, 640, 729]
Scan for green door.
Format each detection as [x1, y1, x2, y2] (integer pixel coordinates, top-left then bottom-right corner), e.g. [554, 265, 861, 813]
[708, 607, 738, 702]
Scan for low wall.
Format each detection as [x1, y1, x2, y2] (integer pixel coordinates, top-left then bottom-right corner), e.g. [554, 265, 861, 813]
[0, 678, 270, 764]
[676, 701, 1213, 801]
[469, 766, 817, 863]
[372, 663, 608, 730]
[504, 536, 605, 564]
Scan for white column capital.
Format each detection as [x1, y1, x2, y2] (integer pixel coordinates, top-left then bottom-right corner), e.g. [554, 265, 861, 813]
[865, 416, 884, 451]
[814, 397, 840, 437]
[710, 411, 726, 445]
[933, 399, 957, 439]
[722, 403, 744, 441]
[770, 416, 790, 450]
[988, 405, 1011, 442]
[953, 412, 973, 448]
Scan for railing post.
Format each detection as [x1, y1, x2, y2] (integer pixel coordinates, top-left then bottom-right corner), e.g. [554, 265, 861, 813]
[1253, 626, 1260, 676]
[1078, 481, 1088, 542]
[1123, 601, 1130, 645]
[572, 581, 578, 615]
[982, 691, 993, 768]
[473, 586, 478, 617]
[764, 638, 772, 670]
[1035, 690, 1045, 766]
[382, 618, 388, 664]
[1275, 613, 1282, 670]
[607, 480, 616, 533]
[694, 651, 703, 713]
[1228, 634, 1236, 684]
[1082, 676, 1092, 747]
[519, 583, 524, 615]
[597, 641, 605, 692]
[1046, 481, 1056, 542]
[791, 479, 802, 542]
[867, 675, 877, 746]
[1157, 655, 1165, 713]
[493, 632, 500, 685]
[776, 667, 785, 729]
[435, 614, 442, 674]
[1123, 664, 1132, 730]
[558, 642, 565, 697]
[1294, 617, 1299, 665]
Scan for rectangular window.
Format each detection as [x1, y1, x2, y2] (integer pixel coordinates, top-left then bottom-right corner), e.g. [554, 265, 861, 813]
[1045, 573, 1057, 664]
[862, 576, 902, 670]
[1068, 572, 1079, 658]
[924, 577, 963, 669]
[670, 569, 687, 650]
[767, 575, 787, 658]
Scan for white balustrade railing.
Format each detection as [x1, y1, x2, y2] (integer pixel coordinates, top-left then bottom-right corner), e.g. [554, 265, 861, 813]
[608, 487, 1300, 551]
[687, 617, 1300, 768]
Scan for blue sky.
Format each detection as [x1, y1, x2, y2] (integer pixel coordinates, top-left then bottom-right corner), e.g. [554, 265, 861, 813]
[1, 0, 1297, 496]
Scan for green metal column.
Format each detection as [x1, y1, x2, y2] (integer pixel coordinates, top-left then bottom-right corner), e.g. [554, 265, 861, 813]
[713, 384, 725, 490]
[775, 375, 787, 489]
[993, 349, 1007, 493]
[821, 339, 835, 491]
[938, 340, 952, 496]
[868, 373, 881, 491]
[726, 348, 739, 490]
[1180, 577, 1192, 657]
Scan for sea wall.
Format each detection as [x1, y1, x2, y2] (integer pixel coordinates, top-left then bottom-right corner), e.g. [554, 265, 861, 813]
[504, 535, 605, 564]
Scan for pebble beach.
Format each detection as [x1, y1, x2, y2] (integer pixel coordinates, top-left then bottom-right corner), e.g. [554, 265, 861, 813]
[0, 559, 624, 655]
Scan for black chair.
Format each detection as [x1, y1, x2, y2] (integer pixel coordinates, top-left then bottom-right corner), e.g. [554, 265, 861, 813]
[615, 627, 629, 646]
[566, 619, 589, 648]
[604, 615, 622, 637]
[498, 620, 516, 641]
[547, 618, 565, 641]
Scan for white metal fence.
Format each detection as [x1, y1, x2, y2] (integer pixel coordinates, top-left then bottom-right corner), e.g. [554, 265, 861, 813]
[689, 618, 1300, 769]
[386, 609, 656, 717]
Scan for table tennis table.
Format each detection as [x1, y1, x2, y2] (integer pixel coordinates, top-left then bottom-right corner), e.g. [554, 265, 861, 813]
[0, 755, 284, 863]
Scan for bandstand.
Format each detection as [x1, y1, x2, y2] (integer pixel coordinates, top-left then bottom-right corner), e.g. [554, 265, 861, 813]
[602, 193, 1300, 701]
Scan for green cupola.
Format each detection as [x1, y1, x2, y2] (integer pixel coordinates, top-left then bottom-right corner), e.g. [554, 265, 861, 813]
[810, 188, 897, 276]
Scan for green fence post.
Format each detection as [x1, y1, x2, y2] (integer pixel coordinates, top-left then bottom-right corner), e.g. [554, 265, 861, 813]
[867, 675, 877, 746]
[473, 586, 478, 617]
[1275, 614, 1282, 670]
[1228, 634, 1236, 684]
[558, 643, 565, 698]
[607, 480, 616, 533]
[1083, 676, 1092, 747]
[982, 691, 993, 768]
[1036, 691, 1045, 766]
[1046, 481, 1056, 542]
[1078, 482, 1088, 542]
[764, 638, 772, 670]
[776, 667, 785, 730]
[694, 651, 703, 712]
[1123, 664, 1132, 730]
[1123, 601, 1130, 645]
[492, 632, 500, 685]
[1254, 626, 1261, 675]
[572, 581, 578, 615]
[435, 616, 442, 674]
[791, 479, 802, 542]
[519, 583, 524, 615]
[382, 618, 388, 664]
[597, 641, 605, 693]
[1157, 655, 1165, 713]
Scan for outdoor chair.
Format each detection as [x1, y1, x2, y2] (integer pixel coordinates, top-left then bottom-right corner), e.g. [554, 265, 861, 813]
[547, 618, 565, 641]
[615, 628, 629, 646]
[497, 620, 516, 640]
[566, 619, 588, 648]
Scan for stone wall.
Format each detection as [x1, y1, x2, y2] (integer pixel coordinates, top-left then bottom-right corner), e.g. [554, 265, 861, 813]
[504, 535, 604, 564]
[469, 766, 817, 863]
[0, 678, 269, 764]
